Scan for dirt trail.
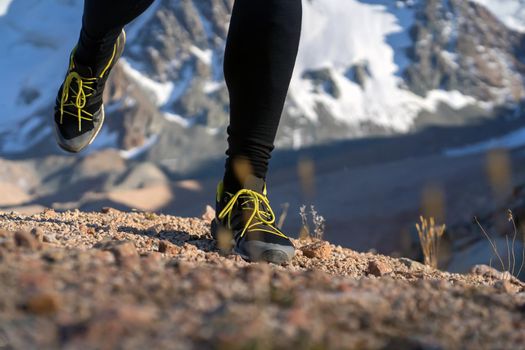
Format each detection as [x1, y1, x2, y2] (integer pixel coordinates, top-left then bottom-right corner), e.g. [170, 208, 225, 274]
[0, 209, 524, 349]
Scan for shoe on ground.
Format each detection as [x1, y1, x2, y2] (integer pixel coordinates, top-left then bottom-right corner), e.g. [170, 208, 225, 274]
[211, 175, 295, 264]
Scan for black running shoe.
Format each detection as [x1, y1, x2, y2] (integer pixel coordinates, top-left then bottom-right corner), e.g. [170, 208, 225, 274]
[211, 175, 295, 264]
[53, 30, 126, 153]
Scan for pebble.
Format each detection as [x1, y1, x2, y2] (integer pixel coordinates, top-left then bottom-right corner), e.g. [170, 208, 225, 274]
[494, 280, 521, 294]
[14, 230, 40, 250]
[31, 227, 45, 242]
[43, 233, 57, 243]
[368, 259, 393, 276]
[300, 241, 332, 259]
[158, 240, 182, 255]
[101, 207, 120, 214]
[99, 241, 139, 268]
[201, 205, 216, 222]
[23, 292, 59, 315]
[398, 257, 428, 271]
[42, 209, 57, 219]
[0, 210, 523, 349]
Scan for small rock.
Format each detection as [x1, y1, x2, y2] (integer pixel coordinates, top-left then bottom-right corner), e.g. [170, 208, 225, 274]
[101, 207, 120, 214]
[398, 257, 428, 271]
[470, 264, 504, 279]
[0, 232, 15, 250]
[142, 252, 164, 269]
[182, 243, 198, 252]
[494, 280, 521, 294]
[94, 305, 158, 327]
[229, 254, 244, 263]
[14, 230, 40, 250]
[158, 240, 181, 255]
[99, 241, 139, 268]
[201, 205, 216, 222]
[93, 250, 116, 264]
[368, 259, 393, 276]
[43, 233, 57, 243]
[23, 292, 59, 315]
[42, 209, 57, 219]
[117, 305, 158, 325]
[300, 241, 332, 259]
[42, 250, 66, 263]
[79, 224, 96, 235]
[30, 227, 45, 242]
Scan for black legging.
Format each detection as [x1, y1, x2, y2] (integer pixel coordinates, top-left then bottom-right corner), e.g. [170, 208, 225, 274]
[76, 0, 302, 192]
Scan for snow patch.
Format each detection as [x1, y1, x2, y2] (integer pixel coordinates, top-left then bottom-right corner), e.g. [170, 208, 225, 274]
[0, 0, 13, 16]
[190, 46, 213, 65]
[1, 118, 51, 153]
[422, 90, 480, 113]
[203, 81, 223, 94]
[445, 126, 525, 157]
[290, 0, 480, 132]
[163, 112, 194, 128]
[119, 134, 159, 159]
[0, 0, 83, 135]
[471, 0, 525, 33]
[120, 58, 174, 106]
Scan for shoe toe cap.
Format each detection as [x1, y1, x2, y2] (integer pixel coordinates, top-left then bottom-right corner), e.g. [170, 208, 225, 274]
[242, 239, 295, 264]
[54, 108, 104, 153]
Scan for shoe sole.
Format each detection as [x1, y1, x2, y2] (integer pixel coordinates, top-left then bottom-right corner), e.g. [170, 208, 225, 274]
[211, 218, 294, 264]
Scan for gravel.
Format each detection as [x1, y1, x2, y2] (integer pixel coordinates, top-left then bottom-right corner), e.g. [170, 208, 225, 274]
[0, 209, 524, 349]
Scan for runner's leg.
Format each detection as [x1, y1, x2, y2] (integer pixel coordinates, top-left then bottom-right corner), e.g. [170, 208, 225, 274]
[75, 0, 155, 66]
[222, 0, 302, 191]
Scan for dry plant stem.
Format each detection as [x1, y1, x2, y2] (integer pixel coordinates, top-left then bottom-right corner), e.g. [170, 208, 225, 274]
[310, 205, 326, 240]
[475, 216, 506, 272]
[508, 210, 517, 276]
[415, 216, 445, 268]
[299, 205, 310, 238]
[506, 235, 511, 275]
[277, 203, 289, 230]
[509, 211, 525, 277]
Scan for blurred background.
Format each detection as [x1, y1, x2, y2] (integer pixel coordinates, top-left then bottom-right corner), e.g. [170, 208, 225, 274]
[1, 0, 525, 277]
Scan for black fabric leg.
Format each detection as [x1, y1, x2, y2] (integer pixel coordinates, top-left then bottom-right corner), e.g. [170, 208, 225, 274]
[222, 0, 302, 192]
[75, 0, 155, 66]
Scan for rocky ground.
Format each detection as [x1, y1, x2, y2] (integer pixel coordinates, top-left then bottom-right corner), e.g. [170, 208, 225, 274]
[0, 209, 524, 349]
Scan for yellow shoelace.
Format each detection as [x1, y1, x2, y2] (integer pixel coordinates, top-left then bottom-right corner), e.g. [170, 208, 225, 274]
[218, 189, 289, 239]
[59, 71, 96, 132]
[59, 40, 119, 132]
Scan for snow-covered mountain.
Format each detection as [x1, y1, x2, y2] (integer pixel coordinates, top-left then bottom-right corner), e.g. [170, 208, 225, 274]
[1, 0, 524, 168]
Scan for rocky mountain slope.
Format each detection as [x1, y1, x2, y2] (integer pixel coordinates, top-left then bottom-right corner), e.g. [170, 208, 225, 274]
[0, 209, 524, 349]
[2, 0, 525, 285]
[1, 0, 525, 165]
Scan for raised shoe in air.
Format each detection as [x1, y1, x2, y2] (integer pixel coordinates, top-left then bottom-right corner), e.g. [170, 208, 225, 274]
[54, 30, 126, 153]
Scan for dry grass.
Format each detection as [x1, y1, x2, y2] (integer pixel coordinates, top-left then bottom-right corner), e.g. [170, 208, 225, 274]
[475, 210, 525, 279]
[299, 205, 326, 240]
[415, 216, 446, 268]
[276, 202, 290, 230]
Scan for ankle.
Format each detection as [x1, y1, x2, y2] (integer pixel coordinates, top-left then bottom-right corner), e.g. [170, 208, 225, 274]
[75, 28, 120, 70]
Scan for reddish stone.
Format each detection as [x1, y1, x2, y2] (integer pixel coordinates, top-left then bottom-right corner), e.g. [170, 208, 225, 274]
[158, 240, 181, 255]
[14, 230, 41, 250]
[23, 292, 60, 315]
[368, 259, 393, 276]
[300, 241, 332, 259]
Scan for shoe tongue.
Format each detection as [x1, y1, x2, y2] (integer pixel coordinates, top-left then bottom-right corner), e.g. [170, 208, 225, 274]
[242, 175, 265, 193]
[73, 61, 96, 78]
[71, 54, 98, 78]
